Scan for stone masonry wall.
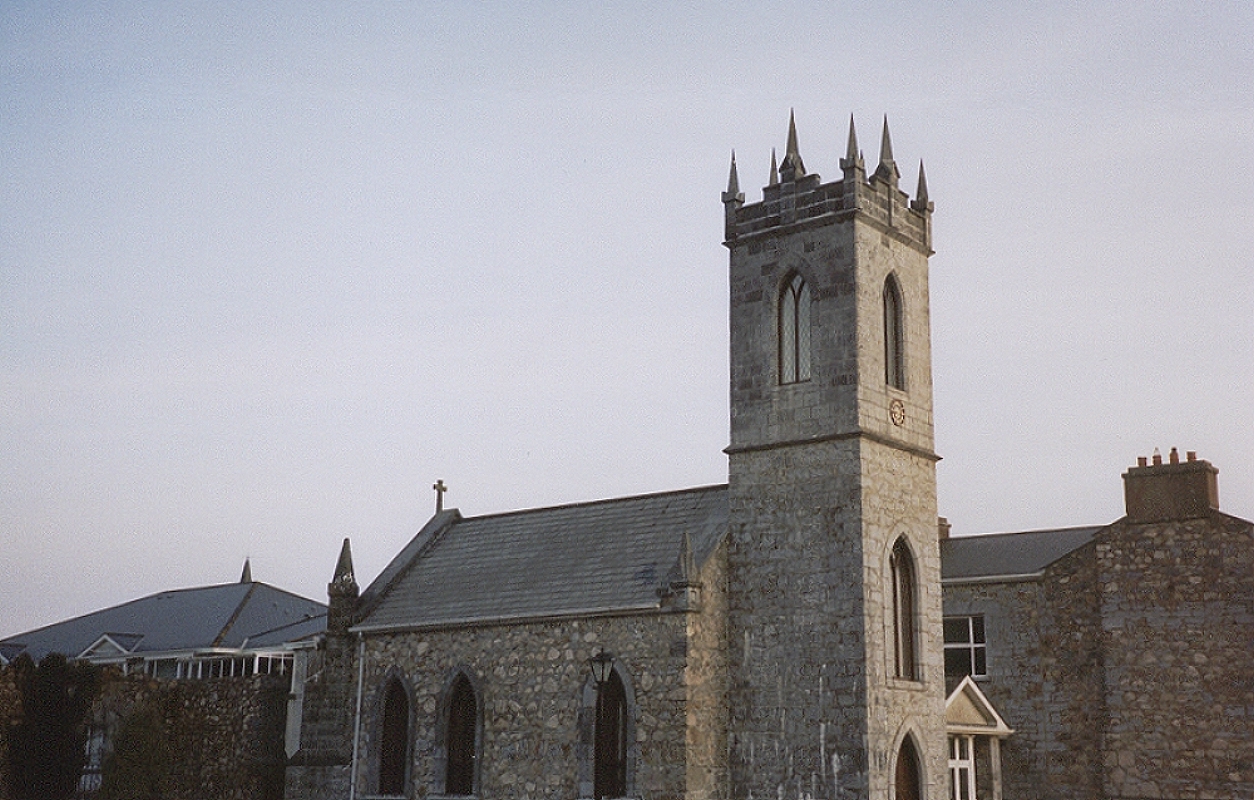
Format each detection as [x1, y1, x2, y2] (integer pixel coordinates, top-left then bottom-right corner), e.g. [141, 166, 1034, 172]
[286, 634, 358, 799]
[858, 439, 945, 800]
[106, 671, 290, 800]
[942, 579, 1047, 799]
[684, 538, 729, 800]
[0, 666, 17, 798]
[1096, 513, 1254, 800]
[1038, 540, 1105, 800]
[727, 441, 871, 800]
[353, 610, 696, 800]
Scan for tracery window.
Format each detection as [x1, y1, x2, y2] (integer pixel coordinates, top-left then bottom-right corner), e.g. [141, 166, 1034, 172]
[884, 275, 906, 390]
[379, 678, 410, 796]
[779, 274, 811, 384]
[445, 673, 478, 796]
[891, 538, 919, 681]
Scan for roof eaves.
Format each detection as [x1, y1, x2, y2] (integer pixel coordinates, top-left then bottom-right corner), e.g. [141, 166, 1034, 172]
[352, 601, 667, 636]
[942, 572, 1043, 586]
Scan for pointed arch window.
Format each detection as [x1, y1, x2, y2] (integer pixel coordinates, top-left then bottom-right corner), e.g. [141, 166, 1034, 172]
[891, 538, 919, 681]
[884, 275, 906, 390]
[444, 673, 479, 796]
[780, 274, 811, 384]
[379, 678, 410, 796]
[594, 670, 628, 800]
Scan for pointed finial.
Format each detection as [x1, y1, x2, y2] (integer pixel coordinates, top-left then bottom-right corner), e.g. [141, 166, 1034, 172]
[239, 558, 252, 584]
[780, 110, 805, 180]
[911, 160, 934, 214]
[873, 115, 900, 185]
[723, 150, 742, 201]
[840, 113, 865, 177]
[879, 115, 894, 165]
[769, 148, 779, 186]
[786, 110, 800, 159]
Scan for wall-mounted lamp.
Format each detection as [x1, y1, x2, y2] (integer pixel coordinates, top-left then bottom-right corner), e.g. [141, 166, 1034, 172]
[588, 649, 615, 686]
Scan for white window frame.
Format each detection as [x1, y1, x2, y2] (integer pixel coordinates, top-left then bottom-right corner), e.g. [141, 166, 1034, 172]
[948, 734, 976, 800]
[944, 615, 987, 679]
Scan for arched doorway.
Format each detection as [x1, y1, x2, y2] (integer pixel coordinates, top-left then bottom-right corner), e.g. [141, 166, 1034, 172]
[895, 735, 922, 800]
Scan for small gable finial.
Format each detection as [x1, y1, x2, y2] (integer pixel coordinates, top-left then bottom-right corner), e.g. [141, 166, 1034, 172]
[433, 479, 448, 513]
[846, 114, 859, 162]
[239, 558, 252, 584]
[330, 537, 357, 596]
[769, 148, 779, 186]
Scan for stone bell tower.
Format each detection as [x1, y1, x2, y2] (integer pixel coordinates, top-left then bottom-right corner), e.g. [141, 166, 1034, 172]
[722, 113, 944, 800]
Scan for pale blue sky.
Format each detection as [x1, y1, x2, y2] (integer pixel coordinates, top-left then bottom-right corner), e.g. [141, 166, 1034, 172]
[3, 1, 1252, 636]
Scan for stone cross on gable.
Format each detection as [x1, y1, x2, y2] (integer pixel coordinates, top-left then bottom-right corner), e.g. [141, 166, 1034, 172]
[433, 479, 447, 513]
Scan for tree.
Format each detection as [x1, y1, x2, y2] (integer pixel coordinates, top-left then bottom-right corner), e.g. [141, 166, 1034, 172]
[4, 653, 100, 800]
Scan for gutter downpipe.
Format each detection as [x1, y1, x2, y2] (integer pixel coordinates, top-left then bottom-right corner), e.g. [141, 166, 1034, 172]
[349, 631, 365, 800]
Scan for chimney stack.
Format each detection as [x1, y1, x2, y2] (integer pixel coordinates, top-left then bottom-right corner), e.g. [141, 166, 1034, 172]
[1122, 450, 1219, 523]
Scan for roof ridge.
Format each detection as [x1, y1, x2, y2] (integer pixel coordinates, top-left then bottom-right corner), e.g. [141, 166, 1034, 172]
[212, 582, 258, 648]
[458, 483, 728, 523]
[947, 524, 1103, 540]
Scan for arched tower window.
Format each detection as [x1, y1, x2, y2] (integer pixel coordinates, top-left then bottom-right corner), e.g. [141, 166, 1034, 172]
[890, 538, 918, 681]
[444, 673, 479, 796]
[895, 734, 922, 800]
[884, 275, 906, 390]
[594, 670, 628, 799]
[779, 274, 811, 384]
[379, 678, 410, 796]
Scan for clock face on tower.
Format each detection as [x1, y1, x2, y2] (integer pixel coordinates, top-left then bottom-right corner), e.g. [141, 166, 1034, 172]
[890, 399, 906, 427]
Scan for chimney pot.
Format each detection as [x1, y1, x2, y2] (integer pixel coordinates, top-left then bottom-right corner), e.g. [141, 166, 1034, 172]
[1137, 456, 1148, 467]
[1123, 452, 1219, 523]
[1187, 451, 1197, 462]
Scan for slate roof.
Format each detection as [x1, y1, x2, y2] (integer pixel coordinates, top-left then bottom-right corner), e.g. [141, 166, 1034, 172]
[358, 484, 729, 632]
[0, 581, 327, 663]
[940, 526, 1104, 582]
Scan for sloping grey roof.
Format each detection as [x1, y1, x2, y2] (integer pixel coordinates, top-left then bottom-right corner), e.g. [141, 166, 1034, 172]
[941, 526, 1104, 582]
[0, 582, 326, 662]
[358, 484, 729, 631]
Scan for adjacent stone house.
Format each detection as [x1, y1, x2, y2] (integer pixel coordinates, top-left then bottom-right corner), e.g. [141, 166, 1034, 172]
[941, 450, 1254, 800]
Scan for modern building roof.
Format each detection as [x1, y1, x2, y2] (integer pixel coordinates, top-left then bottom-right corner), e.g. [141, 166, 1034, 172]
[940, 526, 1104, 582]
[357, 484, 729, 632]
[0, 580, 327, 663]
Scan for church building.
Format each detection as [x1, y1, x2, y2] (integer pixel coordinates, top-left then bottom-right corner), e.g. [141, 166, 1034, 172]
[283, 115, 1254, 800]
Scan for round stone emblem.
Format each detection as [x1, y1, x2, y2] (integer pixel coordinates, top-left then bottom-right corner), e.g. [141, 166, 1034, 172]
[890, 398, 906, 426]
